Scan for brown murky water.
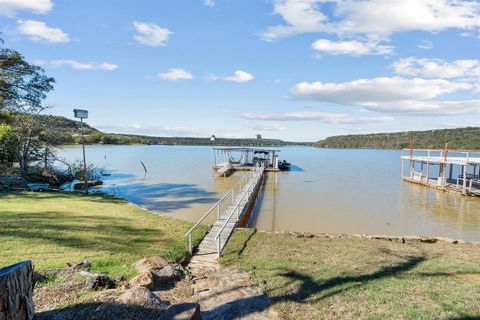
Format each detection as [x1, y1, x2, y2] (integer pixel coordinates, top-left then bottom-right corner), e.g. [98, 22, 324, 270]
[59, 146, 480, 241]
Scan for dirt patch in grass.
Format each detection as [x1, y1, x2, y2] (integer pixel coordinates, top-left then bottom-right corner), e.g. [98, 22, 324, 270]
[221, 229, 480, 320]
[33, 263, 196, 319]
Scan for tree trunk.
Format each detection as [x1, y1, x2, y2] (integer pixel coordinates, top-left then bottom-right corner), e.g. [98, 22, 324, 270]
[0, 261, 34, 320]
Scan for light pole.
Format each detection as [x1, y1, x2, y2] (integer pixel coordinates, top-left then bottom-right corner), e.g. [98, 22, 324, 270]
[74, 109, 89, 194]
[211, 135, 216, 166]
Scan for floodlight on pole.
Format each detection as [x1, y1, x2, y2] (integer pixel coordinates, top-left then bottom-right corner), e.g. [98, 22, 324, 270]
[73, 108, 89, 194]
[211, 135, 216, 166]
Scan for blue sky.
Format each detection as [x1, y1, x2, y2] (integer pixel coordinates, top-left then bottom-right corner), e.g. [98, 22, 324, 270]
[1, 0, 480, 141]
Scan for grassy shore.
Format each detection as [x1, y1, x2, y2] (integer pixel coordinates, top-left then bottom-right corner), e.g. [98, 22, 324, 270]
[0, 191, 206, 279]
[221, 230, 480, 320]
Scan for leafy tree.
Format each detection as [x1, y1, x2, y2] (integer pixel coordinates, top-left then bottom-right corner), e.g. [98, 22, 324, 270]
[0, 40, 56, 176]
[0, 123, 15, 166]
[0, 47, 54, 112]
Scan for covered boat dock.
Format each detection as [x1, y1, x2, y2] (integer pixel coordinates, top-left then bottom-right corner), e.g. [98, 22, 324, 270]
[212, 148, 281, 175]
[401, 147, 480, 196]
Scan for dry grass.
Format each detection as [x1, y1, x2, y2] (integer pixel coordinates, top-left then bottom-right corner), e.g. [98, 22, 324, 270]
[221, 230, 480, 320]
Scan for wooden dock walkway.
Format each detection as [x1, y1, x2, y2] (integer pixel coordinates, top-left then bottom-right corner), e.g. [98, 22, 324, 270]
[186, 166, 265, 273]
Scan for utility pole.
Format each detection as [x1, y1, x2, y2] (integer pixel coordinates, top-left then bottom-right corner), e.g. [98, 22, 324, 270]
[74, 109, 89, 194]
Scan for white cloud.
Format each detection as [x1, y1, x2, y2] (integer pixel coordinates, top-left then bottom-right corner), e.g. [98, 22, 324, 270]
[16, 20, 69, 44]
[417, 40, 433, 50]
[0, 0, 52, 16]
[37, 60, 118, 71]
[392, 57, 480, 80]
[339, 116, 394, 124]
[239, 111, 348, 123]
[156, 68, 194, 80]
[205, 73, 221, 81]
[133, 21, 172, 47]
[263, 0, 480, 40]
[245, 123, 287, 131]
[291, 77, 472, 105]
[224, 70, 254, 83]
[95, 124, 201, 137]
[291, 76, 480, 115]
[362, 100, 480, 115]
[262, 0, 330, 40]
[239, 111, 395, 125]
[204, 0, 215, 6]
[311, 38, 393, 56]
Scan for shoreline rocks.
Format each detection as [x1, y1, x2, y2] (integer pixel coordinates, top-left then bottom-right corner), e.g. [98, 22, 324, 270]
[244, 228, 475, 245]
[129, 256, 180, 290]
[117, 286, 169, 310]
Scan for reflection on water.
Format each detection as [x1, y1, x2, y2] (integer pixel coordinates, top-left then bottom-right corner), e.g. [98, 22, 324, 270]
[58, 145, 480, 241]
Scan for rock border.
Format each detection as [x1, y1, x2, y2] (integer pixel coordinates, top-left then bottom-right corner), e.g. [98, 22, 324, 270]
[236, 228, 479, 245]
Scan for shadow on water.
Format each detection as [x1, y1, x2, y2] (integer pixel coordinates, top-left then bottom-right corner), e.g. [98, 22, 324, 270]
[98, 183, 219, 212]
[288, 164, 304, 172]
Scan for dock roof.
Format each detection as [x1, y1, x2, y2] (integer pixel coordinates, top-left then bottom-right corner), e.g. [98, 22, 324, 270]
[213, 147, 281, 152]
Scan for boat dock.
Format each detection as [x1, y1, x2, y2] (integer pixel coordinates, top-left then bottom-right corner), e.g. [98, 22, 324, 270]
[401, 147, 480, 196]
[212, 148, 282, 176]
[185, 165, 265, 272]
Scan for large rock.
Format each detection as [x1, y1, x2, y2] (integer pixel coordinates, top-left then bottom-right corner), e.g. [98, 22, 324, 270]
[117, 286, 168, 310]
[159, 303, 201, 320]
[129, 266, 179, 290]
[130, 271, 155, 290]
[153, 265, 177, 283]
[133, 256, 169, 273]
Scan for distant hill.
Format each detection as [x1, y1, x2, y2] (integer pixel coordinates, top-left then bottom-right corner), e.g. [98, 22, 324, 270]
[30, 114, 311, 147]
[314, 127, 480, 150]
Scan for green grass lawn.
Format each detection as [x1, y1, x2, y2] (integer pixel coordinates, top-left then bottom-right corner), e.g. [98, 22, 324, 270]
[221, 230, 480, 320]
[0, 192, 206, 279]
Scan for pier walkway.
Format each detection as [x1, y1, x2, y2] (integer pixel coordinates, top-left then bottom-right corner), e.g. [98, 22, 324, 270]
[186, 166, 265, 273]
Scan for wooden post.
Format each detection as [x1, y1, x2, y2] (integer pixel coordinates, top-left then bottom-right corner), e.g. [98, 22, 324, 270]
[409, 136, 414, 178]
[426, 162, 430, 184]
[449, 163, 453, 181]
[463, 165, 467, 195]
[0, 261, 34, 320]
[401, 158, 404, 178]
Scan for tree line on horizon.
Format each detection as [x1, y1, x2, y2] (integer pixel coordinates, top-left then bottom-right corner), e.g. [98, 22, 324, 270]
[314, 127, 480, 150]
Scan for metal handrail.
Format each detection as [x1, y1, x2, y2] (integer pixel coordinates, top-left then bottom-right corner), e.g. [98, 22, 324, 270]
[214, 166, 264, 256]
[185, 167, 256, 254]
[214, 171, 258, 240]
[401, 148, 480, 153]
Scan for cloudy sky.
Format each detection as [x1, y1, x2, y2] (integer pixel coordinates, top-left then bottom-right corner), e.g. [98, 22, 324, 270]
[1, 0, 480, 141]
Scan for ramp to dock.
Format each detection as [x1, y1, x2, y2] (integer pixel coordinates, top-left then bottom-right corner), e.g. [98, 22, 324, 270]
[186, 166, 265, 272]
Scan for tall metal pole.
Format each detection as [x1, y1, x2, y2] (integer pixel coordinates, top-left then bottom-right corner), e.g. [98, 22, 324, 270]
[80, 118, 88, 194]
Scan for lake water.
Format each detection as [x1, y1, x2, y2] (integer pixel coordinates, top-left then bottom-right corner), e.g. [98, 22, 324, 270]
[58, 145, 480, 241]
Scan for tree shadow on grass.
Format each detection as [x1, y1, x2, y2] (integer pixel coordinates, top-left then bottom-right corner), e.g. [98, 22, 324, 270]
[0, 191, 126, 204]
[271, 255, 426, 305]
[35, 302, 165, 320]
[205, 254, 427, 319]
[1, 210, 179, 256]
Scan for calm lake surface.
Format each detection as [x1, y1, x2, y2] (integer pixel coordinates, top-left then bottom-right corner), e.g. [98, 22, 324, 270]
[58, 145, 480, 241]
